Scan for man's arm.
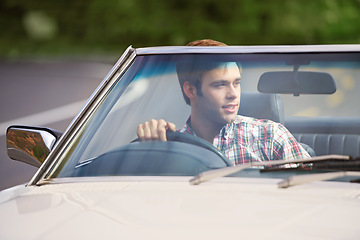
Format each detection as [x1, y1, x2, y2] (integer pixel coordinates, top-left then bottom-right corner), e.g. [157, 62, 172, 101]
[137, 119, 176, 141]
[273, 123, 311, 160]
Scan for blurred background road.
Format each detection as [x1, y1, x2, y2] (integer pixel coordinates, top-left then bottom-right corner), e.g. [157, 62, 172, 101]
[0, 59, 113, 190]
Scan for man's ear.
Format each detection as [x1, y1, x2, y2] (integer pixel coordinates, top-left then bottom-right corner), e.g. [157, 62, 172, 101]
[183, 81, 197, 101]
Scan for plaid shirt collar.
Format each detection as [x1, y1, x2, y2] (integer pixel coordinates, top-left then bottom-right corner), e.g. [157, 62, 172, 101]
[181, 116, 238, 140]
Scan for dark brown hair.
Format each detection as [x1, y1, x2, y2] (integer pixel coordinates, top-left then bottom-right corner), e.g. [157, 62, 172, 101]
[177, 39, 228, 105]
[186, 39, 228, 46]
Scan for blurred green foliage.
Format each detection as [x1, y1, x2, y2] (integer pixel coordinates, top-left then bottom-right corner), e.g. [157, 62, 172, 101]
[1, 0, 360, 58]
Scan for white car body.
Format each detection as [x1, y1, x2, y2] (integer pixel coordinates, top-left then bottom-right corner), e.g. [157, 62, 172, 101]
[1, 176, 360, 240]
[1, 45, 360, 239]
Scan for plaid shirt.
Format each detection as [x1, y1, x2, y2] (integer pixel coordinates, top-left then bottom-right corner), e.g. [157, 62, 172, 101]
[179, 115, 310, 165]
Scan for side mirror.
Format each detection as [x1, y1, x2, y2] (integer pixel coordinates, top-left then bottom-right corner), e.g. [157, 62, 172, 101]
[6, 126, 62, 168]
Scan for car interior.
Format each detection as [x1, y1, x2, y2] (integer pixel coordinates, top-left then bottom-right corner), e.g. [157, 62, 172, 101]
[238, 92, 360, 157]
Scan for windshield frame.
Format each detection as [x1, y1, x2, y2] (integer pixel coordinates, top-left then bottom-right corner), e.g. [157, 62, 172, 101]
[29, 46, 137, 186]
[29, 44, 360, 187]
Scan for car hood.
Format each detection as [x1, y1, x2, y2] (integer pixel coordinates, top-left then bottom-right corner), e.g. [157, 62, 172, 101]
[0, 176, 360, 240]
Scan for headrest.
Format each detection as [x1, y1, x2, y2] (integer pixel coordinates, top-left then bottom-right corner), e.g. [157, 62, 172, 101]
[238, 92, 284, 123]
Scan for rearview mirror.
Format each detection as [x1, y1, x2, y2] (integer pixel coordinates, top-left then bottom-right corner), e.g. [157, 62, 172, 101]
[258, 71, 336, 96]
[6, 126, 62, 167]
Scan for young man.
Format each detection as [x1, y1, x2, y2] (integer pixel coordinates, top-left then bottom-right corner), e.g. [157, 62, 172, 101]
[137, 39, 310, 165]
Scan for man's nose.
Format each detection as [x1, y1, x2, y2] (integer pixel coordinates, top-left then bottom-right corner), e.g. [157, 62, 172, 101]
[226, 85, 240, 99]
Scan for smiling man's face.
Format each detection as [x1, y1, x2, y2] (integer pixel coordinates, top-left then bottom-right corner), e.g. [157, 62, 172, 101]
[191, 62, 241, 130]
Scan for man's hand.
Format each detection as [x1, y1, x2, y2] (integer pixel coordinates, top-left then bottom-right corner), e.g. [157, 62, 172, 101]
[137, 119, 176, 141]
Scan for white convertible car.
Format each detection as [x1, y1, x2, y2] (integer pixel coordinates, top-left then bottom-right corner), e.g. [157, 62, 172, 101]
[1, 45, 360, 239]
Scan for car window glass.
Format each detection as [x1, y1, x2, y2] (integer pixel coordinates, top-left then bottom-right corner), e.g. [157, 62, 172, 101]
[48, 53, 360, 179]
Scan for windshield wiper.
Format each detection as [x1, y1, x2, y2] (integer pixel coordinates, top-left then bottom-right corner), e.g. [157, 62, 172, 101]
[189, 154, 357, 185]
[278, 171, 360, 188]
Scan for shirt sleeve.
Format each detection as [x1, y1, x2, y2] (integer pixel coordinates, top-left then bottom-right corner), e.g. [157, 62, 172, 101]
[271, 123, 311, 160]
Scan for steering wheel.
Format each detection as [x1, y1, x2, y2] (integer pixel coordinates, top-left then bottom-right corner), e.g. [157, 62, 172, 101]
[132, 131, 233, 167]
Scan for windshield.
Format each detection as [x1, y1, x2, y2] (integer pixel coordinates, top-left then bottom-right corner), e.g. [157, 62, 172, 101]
[47, 52, 360, 179]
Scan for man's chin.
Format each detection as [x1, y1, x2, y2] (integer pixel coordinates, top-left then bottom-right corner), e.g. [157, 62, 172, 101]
[224, 114, 237, 124]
